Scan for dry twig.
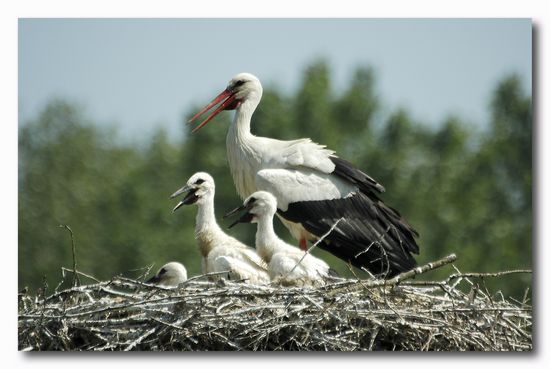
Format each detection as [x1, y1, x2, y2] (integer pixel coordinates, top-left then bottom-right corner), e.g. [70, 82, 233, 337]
[59, 225, 80, 287]
[18, 255, 531, 352]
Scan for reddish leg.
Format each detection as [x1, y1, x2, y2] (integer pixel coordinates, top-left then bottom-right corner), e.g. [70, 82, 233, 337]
[299, 237, 308, 251]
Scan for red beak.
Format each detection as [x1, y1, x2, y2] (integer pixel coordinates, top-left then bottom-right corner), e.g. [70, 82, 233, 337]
[188, 89, 239, 133]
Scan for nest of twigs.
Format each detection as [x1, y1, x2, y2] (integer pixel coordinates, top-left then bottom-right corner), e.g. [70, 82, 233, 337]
[18, 254, 532, 351]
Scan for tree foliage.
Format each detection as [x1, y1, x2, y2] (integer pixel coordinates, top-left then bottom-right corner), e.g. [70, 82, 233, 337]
[18, 61, 532, 298]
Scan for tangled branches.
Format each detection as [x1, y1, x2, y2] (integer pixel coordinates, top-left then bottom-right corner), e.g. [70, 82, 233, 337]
[18, 255, 531, 351]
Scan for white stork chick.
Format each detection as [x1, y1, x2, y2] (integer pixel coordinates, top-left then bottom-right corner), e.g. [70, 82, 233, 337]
[188, 73, 420, 279]
[212, 255, 271, 284]
[171, 172, 270, 284]
[146, 261, 187, 288]
[226, 191, 331, 287]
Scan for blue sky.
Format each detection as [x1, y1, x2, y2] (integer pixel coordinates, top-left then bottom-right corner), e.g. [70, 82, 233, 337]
[19, 18, 531, 141]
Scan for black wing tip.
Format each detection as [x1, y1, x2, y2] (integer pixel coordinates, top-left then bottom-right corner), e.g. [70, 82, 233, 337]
[329, 155, 386, 194]
[280, 195, 420, 278]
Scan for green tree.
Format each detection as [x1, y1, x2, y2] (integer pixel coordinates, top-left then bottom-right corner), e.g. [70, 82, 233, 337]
[19, 101, 138, 287]
[294, 60, 336, 145]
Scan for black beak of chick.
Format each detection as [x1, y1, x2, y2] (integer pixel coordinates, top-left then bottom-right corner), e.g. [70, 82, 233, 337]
[145, 274, 161, 284]
[170, 185, 199, 212]
[224, 203, 255, 229]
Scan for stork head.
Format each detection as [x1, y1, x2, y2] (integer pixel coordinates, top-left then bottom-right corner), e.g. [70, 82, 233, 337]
[146, 261, 188, 288]
[188, 72, 263, 133]
[224, 191, 277, 228]
[170, 172, 215, 211]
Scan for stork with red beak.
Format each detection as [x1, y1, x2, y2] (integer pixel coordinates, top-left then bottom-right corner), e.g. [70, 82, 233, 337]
[188, 73, 419, 278]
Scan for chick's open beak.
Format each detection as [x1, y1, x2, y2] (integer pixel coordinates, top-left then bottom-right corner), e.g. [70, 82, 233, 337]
[170, 185, 199, 211]
[224, 203, 254, 229]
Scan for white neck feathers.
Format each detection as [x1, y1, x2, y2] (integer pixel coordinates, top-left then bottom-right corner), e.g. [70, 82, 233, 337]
[195, 196, 225, 252]
[255, 214, 283, 263]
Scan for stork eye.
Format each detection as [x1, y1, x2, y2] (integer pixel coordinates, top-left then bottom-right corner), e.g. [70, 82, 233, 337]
[159, 268, 166, 275]
[195, 179, 205, 185]
[247, 197, 256, 205]
[234, 80, 245, 87]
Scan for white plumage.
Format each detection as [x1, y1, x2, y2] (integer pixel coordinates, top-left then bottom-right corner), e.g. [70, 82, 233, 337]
[146, 261, 187, 287]
[189, 73, 346, 208]
[227, 191, 330, 286]
[188, 73, 420, 278]
[226, 117, 351, 210]
[171, 172, 270, 284]
[212, 255, 270, 284]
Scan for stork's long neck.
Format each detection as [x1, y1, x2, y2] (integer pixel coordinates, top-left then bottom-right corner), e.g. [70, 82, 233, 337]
[231, 100, 255, 138]
[255, 214, 280, 263]
[226, 99, 261, 199]
[195, 196, 224, 256]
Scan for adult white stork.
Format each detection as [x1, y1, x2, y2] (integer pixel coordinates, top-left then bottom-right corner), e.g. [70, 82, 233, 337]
[146, 261, 188, 287]
[226, 191, 331, 286]
[171, 172, 270, 284]
[188, 73, 419, 278]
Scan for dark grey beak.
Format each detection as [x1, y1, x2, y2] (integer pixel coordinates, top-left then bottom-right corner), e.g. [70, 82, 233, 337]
[224, 203, 254, 229]
[224, 204, 246, 218]
[146, 274, 161, 284]
[170, 185, 199, 211]
[170, 185, 191, 199]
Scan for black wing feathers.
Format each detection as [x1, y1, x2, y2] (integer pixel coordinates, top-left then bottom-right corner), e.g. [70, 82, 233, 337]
[279, 193, 418, 278]
[278, 156, 420, 278]
[330, 156, 386, 194]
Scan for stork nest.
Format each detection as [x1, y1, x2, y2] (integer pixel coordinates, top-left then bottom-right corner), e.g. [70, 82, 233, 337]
[18, 256, 532, 351]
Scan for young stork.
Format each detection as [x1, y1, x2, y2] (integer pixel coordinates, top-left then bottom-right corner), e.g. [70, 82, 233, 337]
[226, 191, 331, 286]
[171, 172, 270, 284]
[188, 73, 420, 278]
[146, 261, 187, 287]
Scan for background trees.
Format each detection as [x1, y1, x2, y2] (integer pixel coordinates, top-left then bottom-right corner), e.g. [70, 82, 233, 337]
[18, 61, 532, 298]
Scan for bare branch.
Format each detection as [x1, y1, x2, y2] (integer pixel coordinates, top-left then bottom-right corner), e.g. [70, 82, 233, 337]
[18, 257, 531, 352]
[285, 217, 344, 277]
[59, 225, 80, 287]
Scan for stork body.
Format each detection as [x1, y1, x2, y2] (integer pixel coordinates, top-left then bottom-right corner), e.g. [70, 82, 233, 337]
[171, 172, 270, 284]
[212, 255, 271, 284]
[146, 261, 188, 287]
[189, 73, 419, 278]
[227, 191, 330, 286]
